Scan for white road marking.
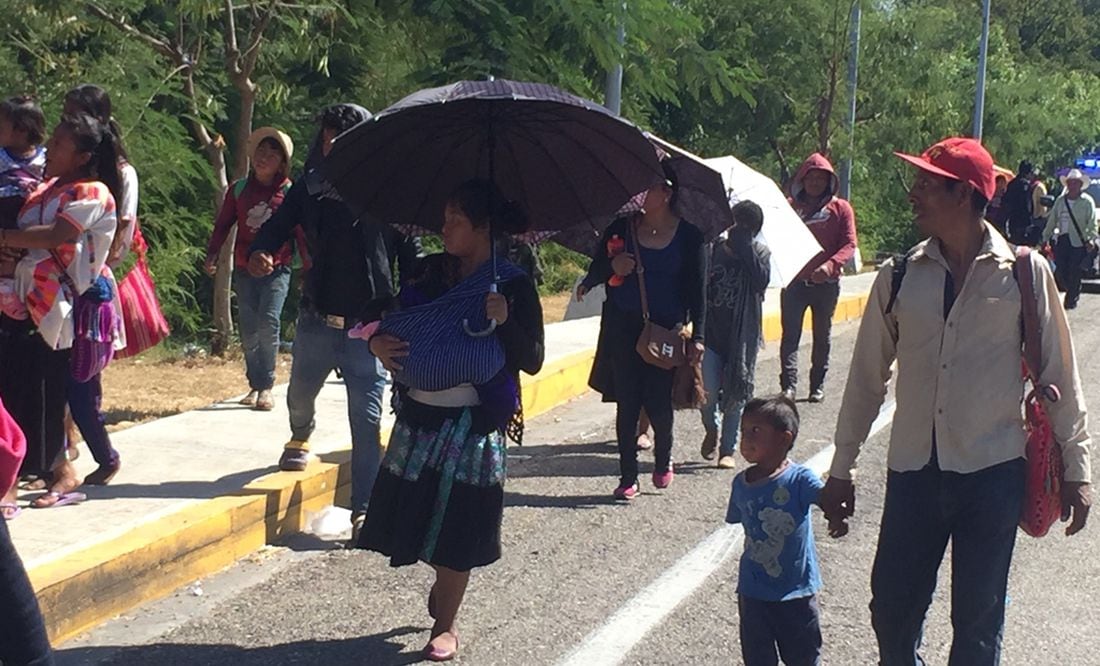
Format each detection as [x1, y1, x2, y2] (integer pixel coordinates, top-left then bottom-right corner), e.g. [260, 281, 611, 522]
[558, 399, 897, 666]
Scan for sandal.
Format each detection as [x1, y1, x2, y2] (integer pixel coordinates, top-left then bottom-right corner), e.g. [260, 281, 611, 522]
[1, 503, 21, 521]
[239, 390, 258, 406]
[32, 490, 87, 509]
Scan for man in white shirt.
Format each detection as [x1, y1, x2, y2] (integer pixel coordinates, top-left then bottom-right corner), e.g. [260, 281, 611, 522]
[1042, 168, 1097, 310]
[821, 137, 1092, 665]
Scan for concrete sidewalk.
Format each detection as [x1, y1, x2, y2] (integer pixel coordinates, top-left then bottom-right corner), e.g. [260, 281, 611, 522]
[15, 271, 877, 645]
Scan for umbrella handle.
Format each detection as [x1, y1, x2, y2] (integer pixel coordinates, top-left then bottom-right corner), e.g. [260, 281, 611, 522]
[463, 318, 498, 337]
[463, 283, 499, 338]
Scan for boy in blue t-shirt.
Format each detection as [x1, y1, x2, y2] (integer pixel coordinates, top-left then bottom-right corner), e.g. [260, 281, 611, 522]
[726, 395, 845, 666]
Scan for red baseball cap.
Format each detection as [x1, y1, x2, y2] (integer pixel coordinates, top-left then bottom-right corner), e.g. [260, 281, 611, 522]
[894, 137, 996, 201]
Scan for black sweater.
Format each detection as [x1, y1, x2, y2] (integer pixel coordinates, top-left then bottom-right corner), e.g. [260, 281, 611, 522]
[250, 169, 422, 321]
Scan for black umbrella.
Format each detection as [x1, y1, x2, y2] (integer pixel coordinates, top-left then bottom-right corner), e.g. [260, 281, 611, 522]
[324, 79, 663, 235]
[547, 133, 734, 258]
[323, 78, 663, 335]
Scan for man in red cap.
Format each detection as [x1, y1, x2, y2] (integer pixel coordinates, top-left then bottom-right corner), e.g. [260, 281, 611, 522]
[821, 137, 1092, 664]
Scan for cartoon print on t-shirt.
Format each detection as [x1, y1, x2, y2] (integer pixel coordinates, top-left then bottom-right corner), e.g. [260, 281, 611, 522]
[244, 201, 274, 231]
[746, 506, 797, 578]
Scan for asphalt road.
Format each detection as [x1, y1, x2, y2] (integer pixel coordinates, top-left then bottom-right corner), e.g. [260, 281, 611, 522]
[56, 291, 1100, 666]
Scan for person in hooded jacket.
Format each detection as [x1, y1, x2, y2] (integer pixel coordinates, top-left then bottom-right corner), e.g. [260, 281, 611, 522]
[248, 104, 422, 537]
[780, 153, 857, 403]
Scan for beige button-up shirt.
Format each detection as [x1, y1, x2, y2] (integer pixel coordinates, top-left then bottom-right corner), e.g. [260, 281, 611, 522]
[831, 223, 1091, 483]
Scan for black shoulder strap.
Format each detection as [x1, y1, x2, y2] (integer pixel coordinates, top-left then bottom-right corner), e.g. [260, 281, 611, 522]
[884, 252, 910, 315]
[1064, 197, 1088, 245]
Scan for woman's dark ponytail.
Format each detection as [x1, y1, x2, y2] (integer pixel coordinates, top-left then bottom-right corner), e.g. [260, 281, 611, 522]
[94, 128, 123, 204]
[59, 113, 123, 203]
[495, 199, 530, 235]
[64, 84, 129, 162]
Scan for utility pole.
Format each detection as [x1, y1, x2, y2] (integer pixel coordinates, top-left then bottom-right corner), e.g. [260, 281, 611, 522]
[604, 2, 626, 115]
[973, 0, 991, 139]
[839, 0, 861, 201]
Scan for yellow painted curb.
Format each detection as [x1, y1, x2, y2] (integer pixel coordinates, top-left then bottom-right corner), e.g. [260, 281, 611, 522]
[33, 295, 868, 645]
[760, 293, 868, 343]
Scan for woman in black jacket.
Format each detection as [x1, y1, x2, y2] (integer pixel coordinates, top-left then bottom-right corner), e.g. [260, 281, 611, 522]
[581, 173, 706, 499]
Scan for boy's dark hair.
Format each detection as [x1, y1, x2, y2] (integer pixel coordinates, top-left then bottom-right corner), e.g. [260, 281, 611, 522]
[744, 394, 800, 446]
[731, 199, 764, 236]
[0, 96, 45, 145]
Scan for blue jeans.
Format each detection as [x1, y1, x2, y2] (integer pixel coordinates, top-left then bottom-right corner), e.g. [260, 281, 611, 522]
[233, 267, 291, 391]
[0, 518, 54, 665]
[288, 311, 388, 514]
[870, 457, 1025, 666]
[738, 594, 822, 666]
[699, 347, 747, 457]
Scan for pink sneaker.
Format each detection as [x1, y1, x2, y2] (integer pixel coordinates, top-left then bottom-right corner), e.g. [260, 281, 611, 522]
[652, 467, 674, 489]
[613, 483, 639, 500]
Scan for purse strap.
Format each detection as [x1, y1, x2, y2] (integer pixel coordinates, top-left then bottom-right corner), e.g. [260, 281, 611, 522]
[1015, 246, 1042, 383]
[1063, 197, 1089, 247]
[1016, 245, 1063, 409]
[631, 216, 652, 321]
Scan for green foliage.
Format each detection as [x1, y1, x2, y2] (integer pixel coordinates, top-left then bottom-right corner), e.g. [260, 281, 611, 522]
[4, 0, 1100, 344]
[537, 243, 588, 296]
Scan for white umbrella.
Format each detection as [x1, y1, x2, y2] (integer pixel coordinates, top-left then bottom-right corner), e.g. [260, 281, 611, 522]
[704, 156, 822, 288]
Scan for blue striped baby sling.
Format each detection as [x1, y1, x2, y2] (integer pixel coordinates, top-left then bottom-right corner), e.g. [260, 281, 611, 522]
[379, 259, 525, 391]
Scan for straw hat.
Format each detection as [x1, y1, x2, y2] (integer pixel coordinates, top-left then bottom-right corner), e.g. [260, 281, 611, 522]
[248, 126, 294, 163]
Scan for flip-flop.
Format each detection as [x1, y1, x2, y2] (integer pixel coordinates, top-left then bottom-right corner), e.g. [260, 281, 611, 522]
[1, 503, 21, 521]
[32, 490, 87, 509]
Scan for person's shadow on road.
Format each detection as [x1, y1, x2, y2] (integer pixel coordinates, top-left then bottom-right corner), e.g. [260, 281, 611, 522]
[56, 625, 426, 665]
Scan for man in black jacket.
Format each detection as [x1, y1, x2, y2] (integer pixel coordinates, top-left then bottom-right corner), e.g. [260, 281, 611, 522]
[249, 104, 421, 533]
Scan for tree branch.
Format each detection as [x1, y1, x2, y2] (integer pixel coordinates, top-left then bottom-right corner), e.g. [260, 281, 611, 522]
[84, 2, 178, 61]
[242, 0, 280, 76]
[224, 0, 242, 77]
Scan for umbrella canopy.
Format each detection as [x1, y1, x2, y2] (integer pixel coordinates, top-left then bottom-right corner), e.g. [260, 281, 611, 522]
[322, 79, 664, 236]
[546, 133, 733, 257]
[704, 156, 823, 288]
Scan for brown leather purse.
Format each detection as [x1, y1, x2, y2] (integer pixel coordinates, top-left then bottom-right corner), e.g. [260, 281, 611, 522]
[632, 219, 687, 370]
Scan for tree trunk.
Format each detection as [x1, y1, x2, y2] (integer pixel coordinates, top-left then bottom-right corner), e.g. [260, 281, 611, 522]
[211, 71, 257, 357]
[187, 76, 234, 357]
[210, 225, 236, 357]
